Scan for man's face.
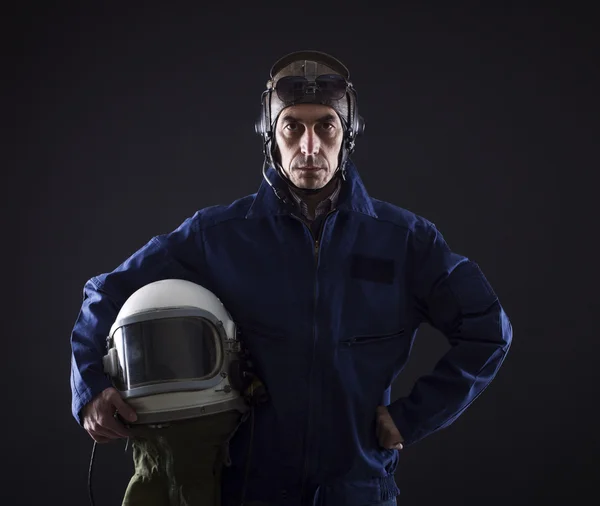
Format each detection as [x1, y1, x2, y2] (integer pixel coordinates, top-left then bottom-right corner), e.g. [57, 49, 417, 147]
[274, 103, 344, 190]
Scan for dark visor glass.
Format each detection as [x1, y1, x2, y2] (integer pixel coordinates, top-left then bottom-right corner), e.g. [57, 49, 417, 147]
[275, 74, 348, 103]
[114, 316, 221, 390]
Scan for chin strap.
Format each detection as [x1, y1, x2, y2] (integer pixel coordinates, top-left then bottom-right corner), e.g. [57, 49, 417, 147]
[261, 158, 291, 205]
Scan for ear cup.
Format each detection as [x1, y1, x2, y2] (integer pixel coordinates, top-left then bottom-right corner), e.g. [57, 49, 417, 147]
[255, 91, 270, 136]
[343, 90, 364, 153]
[254, 114, 264, 135]
[350, 88, 364, 137]
[255, 100, 266, 136]
[356, 114, 365, 136]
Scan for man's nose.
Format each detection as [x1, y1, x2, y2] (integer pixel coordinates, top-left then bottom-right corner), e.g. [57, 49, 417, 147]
[300, 127, 320, 156]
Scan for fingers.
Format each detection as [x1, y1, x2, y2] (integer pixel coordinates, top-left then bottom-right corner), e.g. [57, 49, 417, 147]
[377, 436, 401, 448]
[103, 415, 132, 439]
[88, 433, 111, 444]
[387, 440, 403, 450]
[378, 430, 403, 449]
[107, 389, 137, 423]
[88, 429, 116, 444]
[84, 414, 130, 441]
[82, 387, 137, 443]
[84, 414, 124, 442]
[376, 405, 404, 451]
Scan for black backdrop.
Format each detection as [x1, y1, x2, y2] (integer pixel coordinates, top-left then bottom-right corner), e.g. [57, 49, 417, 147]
[4, 4, 599, 506]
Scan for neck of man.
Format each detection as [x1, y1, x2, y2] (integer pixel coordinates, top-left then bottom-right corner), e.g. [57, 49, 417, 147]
[289, 175, 340, 215]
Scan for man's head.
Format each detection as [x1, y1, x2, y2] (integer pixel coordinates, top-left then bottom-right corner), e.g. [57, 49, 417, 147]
[255, 50, 364, 192]
[274, 103, 344, 190]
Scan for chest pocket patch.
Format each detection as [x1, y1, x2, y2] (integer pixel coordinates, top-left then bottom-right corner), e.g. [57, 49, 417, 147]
[350, 254, 395, 285]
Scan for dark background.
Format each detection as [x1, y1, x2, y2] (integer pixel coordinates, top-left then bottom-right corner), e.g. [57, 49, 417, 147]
[4, 4, 599, 506]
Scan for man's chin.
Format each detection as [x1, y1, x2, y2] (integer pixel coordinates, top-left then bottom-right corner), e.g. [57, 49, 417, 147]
[286, 167, 335, 190]
[292, 178, 323, 190]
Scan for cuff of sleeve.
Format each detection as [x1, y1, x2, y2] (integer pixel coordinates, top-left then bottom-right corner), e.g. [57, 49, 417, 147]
[72, 376, 112, 427]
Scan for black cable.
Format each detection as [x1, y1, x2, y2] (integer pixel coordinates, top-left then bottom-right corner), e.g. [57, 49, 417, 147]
[240, 405, 255, 506]
[88, 441, 97, 506]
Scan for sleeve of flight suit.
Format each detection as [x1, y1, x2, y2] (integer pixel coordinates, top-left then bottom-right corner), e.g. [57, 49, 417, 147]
[388, 218, 513, 447]
[69, 213, 208, 426]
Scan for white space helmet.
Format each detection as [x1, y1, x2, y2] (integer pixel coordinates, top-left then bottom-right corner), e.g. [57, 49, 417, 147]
[102, 279, 251, 424]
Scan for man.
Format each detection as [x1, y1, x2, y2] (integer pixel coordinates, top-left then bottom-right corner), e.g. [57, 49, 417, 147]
[70, 50, 512, 506]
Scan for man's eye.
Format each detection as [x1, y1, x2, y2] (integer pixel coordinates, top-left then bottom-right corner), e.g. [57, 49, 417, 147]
[321, 123, 334, 131]
[285, 123, 299, 131]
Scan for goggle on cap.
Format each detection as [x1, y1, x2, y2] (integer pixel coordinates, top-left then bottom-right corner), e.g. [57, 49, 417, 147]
[266, 50, 352, 129]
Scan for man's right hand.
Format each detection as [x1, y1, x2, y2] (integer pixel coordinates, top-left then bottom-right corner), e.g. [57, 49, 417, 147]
[81, 387, 138, 443]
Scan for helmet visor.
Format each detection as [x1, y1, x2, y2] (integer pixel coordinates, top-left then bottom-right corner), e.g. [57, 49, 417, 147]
[112, 316, 222, 391]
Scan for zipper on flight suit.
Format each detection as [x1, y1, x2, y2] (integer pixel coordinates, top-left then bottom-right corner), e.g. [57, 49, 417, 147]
[290, 208, 336, 505]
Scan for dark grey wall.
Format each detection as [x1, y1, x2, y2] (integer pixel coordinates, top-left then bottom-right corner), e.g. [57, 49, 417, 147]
[5, 4, 598, 506]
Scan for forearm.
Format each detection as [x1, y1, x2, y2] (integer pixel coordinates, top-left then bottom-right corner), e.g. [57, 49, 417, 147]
[70, 277, 120, 425]
[389, 301, 512, 446]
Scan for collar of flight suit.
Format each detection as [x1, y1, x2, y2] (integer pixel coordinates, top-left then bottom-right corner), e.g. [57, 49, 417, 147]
[245, 160, 378, 220]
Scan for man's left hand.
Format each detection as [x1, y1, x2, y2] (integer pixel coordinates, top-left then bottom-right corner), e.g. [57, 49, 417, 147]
[376, 405, 404, 450]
